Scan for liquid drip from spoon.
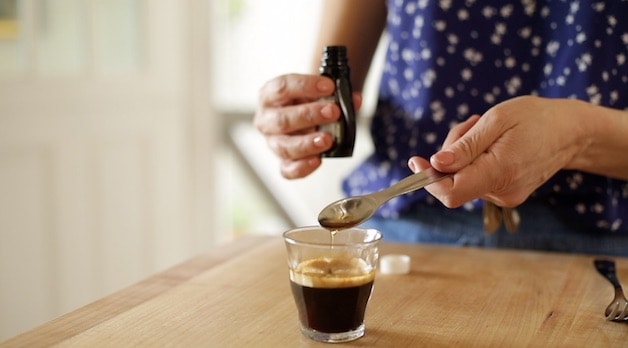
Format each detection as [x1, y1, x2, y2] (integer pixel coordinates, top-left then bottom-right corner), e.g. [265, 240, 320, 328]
[318, 167, 450, 230]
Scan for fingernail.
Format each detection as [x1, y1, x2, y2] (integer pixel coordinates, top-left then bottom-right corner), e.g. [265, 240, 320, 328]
[432, 150, 455, 166]
[408, 159, 418, 173]
[313, 135, 326, 147]
[317, 79, 333, 93]
[320, 104, 334, 119]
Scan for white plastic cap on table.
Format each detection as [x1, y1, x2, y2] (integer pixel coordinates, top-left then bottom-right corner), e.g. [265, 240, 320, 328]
[379, 254, 411, 275]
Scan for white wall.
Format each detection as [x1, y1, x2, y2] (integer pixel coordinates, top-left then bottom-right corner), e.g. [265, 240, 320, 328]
[0, 1, 216, 340]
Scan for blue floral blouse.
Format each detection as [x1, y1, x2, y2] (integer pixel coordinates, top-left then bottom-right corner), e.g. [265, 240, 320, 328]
[343, 0, 628, 233]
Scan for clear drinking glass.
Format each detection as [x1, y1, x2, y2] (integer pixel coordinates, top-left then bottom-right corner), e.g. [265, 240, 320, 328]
[283, 226, 382, 343]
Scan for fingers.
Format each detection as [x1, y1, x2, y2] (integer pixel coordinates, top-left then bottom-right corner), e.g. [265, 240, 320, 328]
[431, 109, 509, 173]
[410, 112, 519, 208]
[421, 100, 557, 208]
[255, 74, 340, 135]
[255, 101, 339, 135]
[256, 74, 364, 136]
[266, 131, 334, 163]
[407, 156, 431, 173]
[407, 156, 456, 198]
[445, 154, 513, 207]
[409, 115, 481, 175]
[424, 153, 523, 208]
[417, 115, 492, 206]
[258, 73, 335, 107]
[408, 155, 460, 206]
[280, 156, 323, 179]
[441, 114, 481, 148]
[255, 73, 364, 179]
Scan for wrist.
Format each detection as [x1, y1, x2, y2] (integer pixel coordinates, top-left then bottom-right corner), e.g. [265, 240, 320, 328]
[564, 99, 628, 179]
[563, 99, 596, 170]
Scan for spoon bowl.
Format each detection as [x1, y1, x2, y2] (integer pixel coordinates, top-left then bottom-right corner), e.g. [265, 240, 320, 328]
[318, 167, 450, 230]
[317, 195, 380, 230]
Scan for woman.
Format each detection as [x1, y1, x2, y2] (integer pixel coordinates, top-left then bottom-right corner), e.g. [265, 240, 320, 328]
[254, 0, 628, 256]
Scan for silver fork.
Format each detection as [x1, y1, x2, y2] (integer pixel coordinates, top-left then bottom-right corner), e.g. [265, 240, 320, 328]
[594, 259, 628, 321]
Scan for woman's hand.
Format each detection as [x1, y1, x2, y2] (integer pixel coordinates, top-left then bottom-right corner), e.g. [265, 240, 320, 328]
[254, 73, 362, 179]
[409, 96, 594, 208]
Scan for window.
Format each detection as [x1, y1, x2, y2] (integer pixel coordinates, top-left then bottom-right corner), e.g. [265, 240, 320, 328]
[210, 0, 322, 110]
[0, 0, 142, 78]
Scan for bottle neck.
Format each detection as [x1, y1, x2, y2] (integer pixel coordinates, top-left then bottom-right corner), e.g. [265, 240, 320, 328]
[320, 46, 348, 68]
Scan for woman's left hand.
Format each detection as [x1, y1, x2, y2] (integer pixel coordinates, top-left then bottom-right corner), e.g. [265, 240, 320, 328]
[408, 96, 590, 208]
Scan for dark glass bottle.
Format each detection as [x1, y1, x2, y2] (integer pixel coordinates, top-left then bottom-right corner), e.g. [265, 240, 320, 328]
[318, 46, 356, 158]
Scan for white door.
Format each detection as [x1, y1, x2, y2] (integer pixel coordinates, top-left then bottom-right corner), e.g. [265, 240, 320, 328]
[0, 0, 217, 339]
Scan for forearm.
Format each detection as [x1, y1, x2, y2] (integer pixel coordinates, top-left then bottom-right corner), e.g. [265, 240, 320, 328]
[311, 0, 387, 91]
[566, 99, 628, 180]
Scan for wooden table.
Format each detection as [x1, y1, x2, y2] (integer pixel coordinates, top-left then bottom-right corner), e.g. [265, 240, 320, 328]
[2, 235, 627, 347]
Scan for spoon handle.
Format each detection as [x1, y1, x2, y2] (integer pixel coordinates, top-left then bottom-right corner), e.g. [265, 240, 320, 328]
[376, 167, 450, 200]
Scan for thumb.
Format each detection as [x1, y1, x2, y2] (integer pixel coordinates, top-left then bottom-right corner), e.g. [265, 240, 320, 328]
[430, 118, 495, 173]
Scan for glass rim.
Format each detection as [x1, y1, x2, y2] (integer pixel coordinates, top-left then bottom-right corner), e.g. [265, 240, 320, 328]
[282, 225, 382, 247]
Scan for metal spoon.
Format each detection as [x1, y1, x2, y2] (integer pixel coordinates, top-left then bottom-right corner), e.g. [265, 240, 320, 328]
[318, 167, 450, 230]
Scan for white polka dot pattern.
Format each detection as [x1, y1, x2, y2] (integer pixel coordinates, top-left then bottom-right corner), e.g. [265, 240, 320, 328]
[342, 0, 628, 233]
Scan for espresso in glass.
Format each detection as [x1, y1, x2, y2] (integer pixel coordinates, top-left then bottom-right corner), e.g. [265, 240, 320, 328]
[289, 257, 375, 334]
[283, 226, 381, 343]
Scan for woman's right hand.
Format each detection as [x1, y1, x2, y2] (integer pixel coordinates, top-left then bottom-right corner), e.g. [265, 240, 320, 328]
[254, 73, 361, 179]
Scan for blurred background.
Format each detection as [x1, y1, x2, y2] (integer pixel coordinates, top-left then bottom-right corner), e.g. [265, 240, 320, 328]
[0, 0, 384, 340]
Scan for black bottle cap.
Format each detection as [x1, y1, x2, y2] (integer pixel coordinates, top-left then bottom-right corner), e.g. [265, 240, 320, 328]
[321, 46, 348, 67]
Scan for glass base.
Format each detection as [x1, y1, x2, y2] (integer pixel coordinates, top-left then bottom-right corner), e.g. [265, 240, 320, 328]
[300, 324, 365, 343]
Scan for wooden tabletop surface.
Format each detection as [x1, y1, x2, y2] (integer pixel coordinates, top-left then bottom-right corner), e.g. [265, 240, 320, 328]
[2, 235, 627, 347]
